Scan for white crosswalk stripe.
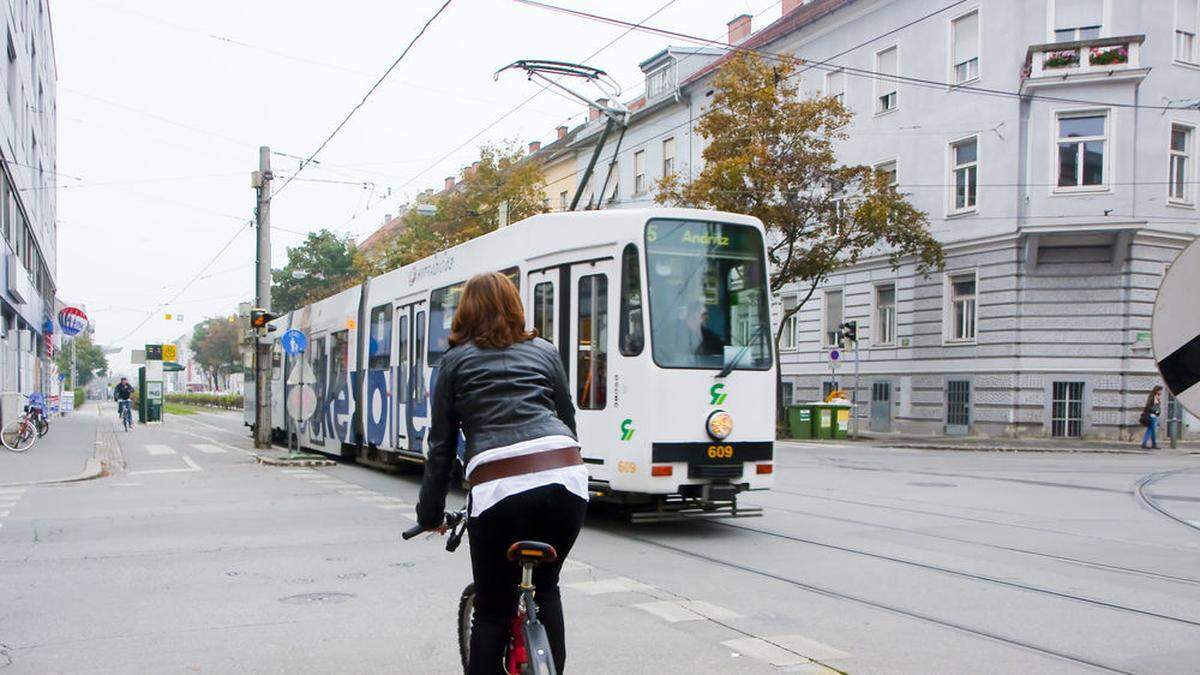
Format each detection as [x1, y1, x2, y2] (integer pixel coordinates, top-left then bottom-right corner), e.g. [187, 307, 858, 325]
[144, 444, 176, 456]
[191, 444, 227, 454]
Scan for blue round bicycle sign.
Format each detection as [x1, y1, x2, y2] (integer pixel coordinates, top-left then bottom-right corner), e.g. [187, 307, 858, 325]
[281, 329, 307, 355]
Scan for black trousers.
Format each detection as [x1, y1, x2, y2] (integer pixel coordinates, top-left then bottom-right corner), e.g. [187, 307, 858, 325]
[467, 483, 587, 675]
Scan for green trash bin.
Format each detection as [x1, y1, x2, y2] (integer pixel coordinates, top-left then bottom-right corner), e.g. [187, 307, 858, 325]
[830, 404, 850, 439]
[811, 403, 851, 439]
[786, 405, 815, 439]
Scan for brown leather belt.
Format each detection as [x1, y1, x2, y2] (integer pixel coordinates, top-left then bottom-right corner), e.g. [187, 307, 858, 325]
[468, 447, 583, 487]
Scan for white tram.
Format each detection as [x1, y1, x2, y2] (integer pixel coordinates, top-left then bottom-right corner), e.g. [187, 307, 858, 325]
[251, 208, 776, 518]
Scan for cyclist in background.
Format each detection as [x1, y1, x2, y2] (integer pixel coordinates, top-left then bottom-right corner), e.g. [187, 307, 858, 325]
[415, 272, 587, 674]
[114, 377, 134, 422]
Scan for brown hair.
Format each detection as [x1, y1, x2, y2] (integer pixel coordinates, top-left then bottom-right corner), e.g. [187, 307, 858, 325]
[449, 272, 536, 349]
[1144, 385, 1163, 412]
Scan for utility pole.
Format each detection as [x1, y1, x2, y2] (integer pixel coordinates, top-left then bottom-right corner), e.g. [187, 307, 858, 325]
[253, 146, 273, 449]
[70, 337, 77, 395]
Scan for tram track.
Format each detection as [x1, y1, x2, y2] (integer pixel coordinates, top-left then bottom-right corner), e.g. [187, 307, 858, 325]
[739, 497, 1200, 587]
[621, 532, 1136, 674]
[1134, 468, 1200, 535]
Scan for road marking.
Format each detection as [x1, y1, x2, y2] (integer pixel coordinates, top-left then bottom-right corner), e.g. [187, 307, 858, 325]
[182, 455, 203, 471]
[633, 600, 742, 623]
[563, 577, 654, 595]
[145, 444, 176, 456]
[129, 456, 203, 475]
[355, 495, 395, 503]
[0, 488, 26, 495]
[192, 444, 227, 454]
[374, 503, 409, 510]
[764, 635, 850, 661]
[337, 489, 377, 496]
[720, 637, 810, 667]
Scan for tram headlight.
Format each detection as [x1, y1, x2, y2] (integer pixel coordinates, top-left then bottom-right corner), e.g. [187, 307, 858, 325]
[706, 410, 733, 441]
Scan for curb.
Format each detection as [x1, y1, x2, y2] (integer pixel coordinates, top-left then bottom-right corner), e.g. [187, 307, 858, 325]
[0, 457, 104, 488]
[880, 443, 1155, 455]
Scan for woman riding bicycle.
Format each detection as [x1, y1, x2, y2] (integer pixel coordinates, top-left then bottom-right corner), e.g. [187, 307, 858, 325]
[415, 272, 587, 674]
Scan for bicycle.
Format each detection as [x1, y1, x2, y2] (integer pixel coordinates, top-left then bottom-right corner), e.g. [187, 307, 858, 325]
[404, 508, 559, 675]
[2, 394, 45, 452]
[117, 399, 133, 431]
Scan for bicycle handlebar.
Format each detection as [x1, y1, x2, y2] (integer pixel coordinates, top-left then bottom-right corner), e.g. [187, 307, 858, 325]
[401, 523, 426, 540]
[402, 509, 468, 549]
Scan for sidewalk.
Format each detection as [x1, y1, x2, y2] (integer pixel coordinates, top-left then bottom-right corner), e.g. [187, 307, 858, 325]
[0, 401, 112, 486]
[854, 430, 1200, 455]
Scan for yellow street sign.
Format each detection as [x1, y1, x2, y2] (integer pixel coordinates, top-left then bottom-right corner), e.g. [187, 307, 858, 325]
[164, 314, 172, 321]
[162, 344, 178, 362]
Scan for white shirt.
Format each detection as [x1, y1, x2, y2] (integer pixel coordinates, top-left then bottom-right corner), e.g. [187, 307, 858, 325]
[465, 434, 590, 517]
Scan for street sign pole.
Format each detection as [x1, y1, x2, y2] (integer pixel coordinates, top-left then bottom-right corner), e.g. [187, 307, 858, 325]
[851, 338, 861, 440]
[253, 146, 273, 449]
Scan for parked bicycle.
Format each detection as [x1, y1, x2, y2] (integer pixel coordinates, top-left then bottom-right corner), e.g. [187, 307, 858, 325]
[404, 508, 558, 675]
[2, 393, 48, 452]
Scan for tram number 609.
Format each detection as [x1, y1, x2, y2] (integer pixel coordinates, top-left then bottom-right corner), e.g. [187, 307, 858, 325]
[706, 445, 734, 459]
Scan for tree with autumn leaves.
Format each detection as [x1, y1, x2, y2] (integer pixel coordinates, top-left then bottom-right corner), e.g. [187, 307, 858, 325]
[657, 51, 943, 425]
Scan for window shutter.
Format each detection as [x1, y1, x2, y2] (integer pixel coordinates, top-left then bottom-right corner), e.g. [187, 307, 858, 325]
[952, 12, 979, 63]
[878, 47, 898, 76]
[827, 69, 845, 95]
[1055, 0, 1102, 29]
[1181, 0, 1199, 33]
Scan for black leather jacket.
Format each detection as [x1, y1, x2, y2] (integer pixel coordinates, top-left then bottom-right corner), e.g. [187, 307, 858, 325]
[416, 337, 576, 528]
[114, 382, 134, 401]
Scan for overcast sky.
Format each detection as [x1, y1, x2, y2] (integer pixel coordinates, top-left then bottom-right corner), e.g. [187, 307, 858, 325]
[52, 0, 783, 376]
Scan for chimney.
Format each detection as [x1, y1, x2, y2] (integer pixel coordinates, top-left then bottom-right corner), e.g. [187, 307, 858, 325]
[727, 14, 752, 44]
[469, 161, 481, 177]
[528, 141, 541, 154]
[557, 125, 568, 140]
[384, 213, 392, 224]
[589, 107, 600, 122]
[444, 176, 455, 190]
[782, 0, 804, 15]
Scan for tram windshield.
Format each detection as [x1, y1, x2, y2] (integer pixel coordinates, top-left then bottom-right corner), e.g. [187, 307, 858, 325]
[645, 219, 772, 371]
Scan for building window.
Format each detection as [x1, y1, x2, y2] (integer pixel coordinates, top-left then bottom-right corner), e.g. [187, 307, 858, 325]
[874, 46, 898, 113]
[1178, 0, 1198, 63]
[1056, 111, 1107, 189]
[1170, 124, 1193, 204]
[780, 296, 798, 350]
[947, 273, 977, 342]
[822, 289, 843, 347]
[559, 190, 568, 212]
[951, 10, 980, 84]
[822, 381, 840, 400]
[618, 244, 644, 356]
[875, 284, 896, 346]
[662, 137, 675, 177]
[368, 304, 392, 370]
[1051, 381, 1085, 437]
[634, 150, 646, 194]
[875, 160, 897, 188]
[947, 380, 971, 427]
[1053, 0, 1102, 41]
[646, 64, 674, 98]
[781, 381, 795, 405]
[577, 274, 608, 409]
[533, 282, 554, 343]
[825, 69, 845, 104]
[951, 137, 978, 211]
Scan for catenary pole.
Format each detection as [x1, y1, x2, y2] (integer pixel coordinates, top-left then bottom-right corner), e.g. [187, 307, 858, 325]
[254, 146, 273, 449]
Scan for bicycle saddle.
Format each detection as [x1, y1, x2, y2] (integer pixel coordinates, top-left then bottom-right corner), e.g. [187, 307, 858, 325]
[506, 541, 557, 565]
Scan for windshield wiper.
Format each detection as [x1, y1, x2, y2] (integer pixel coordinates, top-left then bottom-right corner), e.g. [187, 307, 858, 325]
[717, 322, 767, 378]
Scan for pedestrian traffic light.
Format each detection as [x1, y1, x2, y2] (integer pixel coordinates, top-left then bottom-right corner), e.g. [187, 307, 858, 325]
[250, 309, 280, 332]
[840, 320, 858, 345]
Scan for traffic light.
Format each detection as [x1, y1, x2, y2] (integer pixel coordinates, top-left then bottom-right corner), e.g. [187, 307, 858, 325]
[840, 320, 858, 346]
[250, 309, 280, 332]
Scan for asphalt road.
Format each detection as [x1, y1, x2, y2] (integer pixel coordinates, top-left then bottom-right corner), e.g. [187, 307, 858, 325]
[1, 405, 1199, 674]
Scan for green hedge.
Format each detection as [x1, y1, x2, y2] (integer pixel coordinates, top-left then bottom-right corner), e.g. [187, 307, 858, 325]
[74, 388, 84, 410]
[164, 392, 244, 410]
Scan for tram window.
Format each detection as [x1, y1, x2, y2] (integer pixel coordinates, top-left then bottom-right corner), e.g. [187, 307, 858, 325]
[533, 282, 554, 343]
[368, 304, 392, 370]
[414, 310, 427, 400]
[577, 274, 608, 410]
[500, 266, 520, 291]
[271, 343, 282, 379]
[331, 331, 350, 389]
[428, 281, 465, 366]
[619, 244, 644, 356]
[397, 313, 409, 402]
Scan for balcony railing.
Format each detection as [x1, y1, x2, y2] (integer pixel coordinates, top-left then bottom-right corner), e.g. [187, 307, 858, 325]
[1024, 35, 1144, 80]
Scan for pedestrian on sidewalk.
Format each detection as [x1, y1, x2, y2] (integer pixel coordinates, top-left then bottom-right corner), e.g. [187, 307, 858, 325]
[415, 272, 587, 675]
[1139, 385, 1162, 449]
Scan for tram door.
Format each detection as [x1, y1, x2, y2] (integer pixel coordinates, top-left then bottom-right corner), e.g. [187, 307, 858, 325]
[304, 332, 328, 448]
[393, 299, 425, 454]
[569, 261, 616, 450]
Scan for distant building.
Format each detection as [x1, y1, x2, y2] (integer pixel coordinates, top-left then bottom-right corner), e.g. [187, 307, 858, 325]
[531, 124, 583, 213]
[0, 0, 57, 407]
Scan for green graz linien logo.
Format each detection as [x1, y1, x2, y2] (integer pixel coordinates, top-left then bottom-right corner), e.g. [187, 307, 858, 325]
[620, 419, 635, 441]
[709, 383, 728, 406]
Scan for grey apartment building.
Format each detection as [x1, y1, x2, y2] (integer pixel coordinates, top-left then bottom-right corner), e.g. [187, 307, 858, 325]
[568, 0, 1199, 440]
[0, 0, 58, 402]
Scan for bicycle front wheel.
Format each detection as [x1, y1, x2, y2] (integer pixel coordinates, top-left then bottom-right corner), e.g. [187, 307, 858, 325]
[2, 419, 36, 452]
[457, 583, 475, 674]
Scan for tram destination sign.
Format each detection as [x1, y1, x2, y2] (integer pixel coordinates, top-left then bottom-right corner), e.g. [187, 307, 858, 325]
[1152, 238, 1200, 418]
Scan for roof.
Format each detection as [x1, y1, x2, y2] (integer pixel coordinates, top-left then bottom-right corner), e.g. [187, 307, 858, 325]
[358, 215, 407, 253]
[681, 0, 858, 88]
